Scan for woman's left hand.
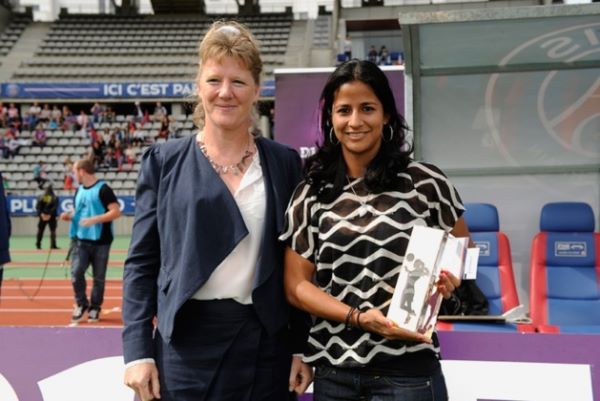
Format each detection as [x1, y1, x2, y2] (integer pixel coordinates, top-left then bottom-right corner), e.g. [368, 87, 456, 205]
[289, 355, 313, 395]
[436, 270, 461, 299]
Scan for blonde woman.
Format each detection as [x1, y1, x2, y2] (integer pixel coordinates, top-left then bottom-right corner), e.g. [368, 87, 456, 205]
[122, 21, 312, 401]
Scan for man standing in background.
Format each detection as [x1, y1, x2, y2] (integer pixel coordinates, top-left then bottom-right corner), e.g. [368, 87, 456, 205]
[35, 185, 59, 250]
[0, 172, 11, 299]
[60, 159, 121, 323]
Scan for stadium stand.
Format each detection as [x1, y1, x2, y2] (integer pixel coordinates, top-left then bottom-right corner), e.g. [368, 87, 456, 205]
[0, 9, 323, 195]
[12, 13, 293, 82]
[0, 112, 198, 196]
[0, 13, 31, 58]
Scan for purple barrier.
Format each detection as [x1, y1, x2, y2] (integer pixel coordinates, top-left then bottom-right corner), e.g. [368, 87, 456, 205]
[0, 327, 597, 401]
[0, 327, 126, 401]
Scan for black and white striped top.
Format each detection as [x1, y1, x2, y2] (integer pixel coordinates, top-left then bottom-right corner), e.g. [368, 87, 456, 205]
[280, 161, 465, 374]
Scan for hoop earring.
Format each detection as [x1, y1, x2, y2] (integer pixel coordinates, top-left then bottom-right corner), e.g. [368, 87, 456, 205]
[384, 125, 394, 142]
[329, 127, 339, 145]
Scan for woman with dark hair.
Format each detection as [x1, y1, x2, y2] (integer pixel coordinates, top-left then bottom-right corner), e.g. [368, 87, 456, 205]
[281, 59, 471, 400]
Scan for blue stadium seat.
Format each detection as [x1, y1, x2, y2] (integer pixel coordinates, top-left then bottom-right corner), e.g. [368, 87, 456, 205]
[530, 202, 600, 333]
[464, 202, 520, 315]
[336, 53, 349, 65]
[438, 203, 532, 333]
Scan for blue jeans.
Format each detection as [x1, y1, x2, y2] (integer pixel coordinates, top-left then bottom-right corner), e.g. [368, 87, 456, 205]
[314, 365, 448, 401]
[71, 240, 111, 310]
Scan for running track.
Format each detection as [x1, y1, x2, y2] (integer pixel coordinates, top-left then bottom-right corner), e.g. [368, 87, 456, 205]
[0, 279, 123, 327]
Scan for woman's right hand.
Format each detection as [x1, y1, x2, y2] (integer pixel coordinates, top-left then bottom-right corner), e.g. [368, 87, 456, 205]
[124, 362, 161, 401]
[357, 308, 432, 344]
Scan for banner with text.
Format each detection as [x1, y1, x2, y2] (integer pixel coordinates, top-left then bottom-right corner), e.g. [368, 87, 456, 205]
[7, 195, 135, 216]
[0, 80, 275, 99]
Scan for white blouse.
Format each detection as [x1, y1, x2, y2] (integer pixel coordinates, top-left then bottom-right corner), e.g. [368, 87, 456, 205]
[192, 151, 266, 304]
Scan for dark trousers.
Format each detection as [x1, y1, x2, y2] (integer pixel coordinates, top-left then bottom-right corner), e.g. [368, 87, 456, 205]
[36, 216, 57, 248]
[314, 365, 448, 401]
[156, 299, 295, 401]
[70, 240, 110, 310]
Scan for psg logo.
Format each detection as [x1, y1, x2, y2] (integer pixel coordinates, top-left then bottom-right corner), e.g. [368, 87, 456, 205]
[485, 22, 600, 165]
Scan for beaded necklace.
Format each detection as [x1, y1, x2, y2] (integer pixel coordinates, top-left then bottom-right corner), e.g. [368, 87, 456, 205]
[197, 135, 254, 176]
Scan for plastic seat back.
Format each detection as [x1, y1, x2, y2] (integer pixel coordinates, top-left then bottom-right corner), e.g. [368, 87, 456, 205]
[464, 203, 520, 315]
[529, 202, 600, 332]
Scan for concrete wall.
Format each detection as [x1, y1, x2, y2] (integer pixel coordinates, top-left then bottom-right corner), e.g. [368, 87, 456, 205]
[0, 4, 11, 30]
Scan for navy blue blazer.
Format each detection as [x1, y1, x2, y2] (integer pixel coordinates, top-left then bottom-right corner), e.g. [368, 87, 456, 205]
[122, 135, 308, 363]
[0, 172, 10, 265]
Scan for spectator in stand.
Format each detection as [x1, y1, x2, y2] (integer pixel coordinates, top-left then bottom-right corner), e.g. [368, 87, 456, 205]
[104, 106, 116, 123]
[153, 102, 167, 121]
[114, 141, 124, 171]
[367, 45, 378, 63]
[378, 45, 390, 65]
[0, 102, 7, 128]
[133, 101, 144, 124]
[168, 115, 178, 139]
[5, 128, 27, 159]
[157, 114, 170, 140]
[87, 128, 99, 146]
[33, 160, 51, 189]
[91, 102, 104, 125]
[63, 156, 77, 193]
[39, 104, 51, 124]
[107, 130, 118, 151]
[35, 185, 59, 250]
[91, 141, 105, 168]
[0, 136, 7, 159]
[121, 127, 132, 147]
[0, 171, 11, 299]
[112, 127, 124, 144]
[132, 125, 145, 147]
[77, 110, 90, 137]
[343, 34, 352, 60]
[7, 103, 20, 131]
[26, 101, 42, 130]
[5, 138, 19, 159]
[104, 148, 119, 170]
[50, 105, 62, 126]
[32, 124, 48, 147]
[62, 105, 76, 132]
[123, 144, 136, 171]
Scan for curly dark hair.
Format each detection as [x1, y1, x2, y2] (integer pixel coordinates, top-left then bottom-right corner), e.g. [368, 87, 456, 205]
[304, 59, 413, 203]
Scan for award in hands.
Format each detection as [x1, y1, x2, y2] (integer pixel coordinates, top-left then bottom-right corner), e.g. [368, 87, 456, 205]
[387, 225, 477, 337]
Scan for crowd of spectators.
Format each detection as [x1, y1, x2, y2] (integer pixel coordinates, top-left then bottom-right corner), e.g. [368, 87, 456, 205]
[366, 44, 403, 66]
[0, 100, 182, 167]
[336, 44, 403, 66]
[1, 100, 185, 194]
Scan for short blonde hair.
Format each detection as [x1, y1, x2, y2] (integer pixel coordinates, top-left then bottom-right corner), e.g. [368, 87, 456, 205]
[193, 20, 263, 131]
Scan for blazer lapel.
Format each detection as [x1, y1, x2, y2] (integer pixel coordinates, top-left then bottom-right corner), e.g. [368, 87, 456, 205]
[253, 138, 281, 288]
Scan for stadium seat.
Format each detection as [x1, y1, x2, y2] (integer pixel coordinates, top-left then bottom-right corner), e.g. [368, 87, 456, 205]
[436, 203, 531, 333]
[336, 53, 348, 65]
[464, 203, 520, 315]
[529, 202, 600, 333]
[390, 51, 403, 64]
